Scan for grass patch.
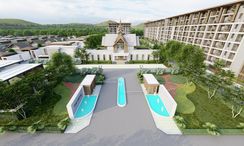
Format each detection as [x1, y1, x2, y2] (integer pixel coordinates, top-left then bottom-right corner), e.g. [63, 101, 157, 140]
[63, 74, 84, 83]
[178, 85, 244, 129]
[53, 83, 71, 115]
[170, 75, 187, 84]
[175, 83, 196, 114]
[154, 74, 165, 84]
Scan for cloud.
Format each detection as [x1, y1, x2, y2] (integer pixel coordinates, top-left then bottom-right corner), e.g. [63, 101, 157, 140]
[0, 0, 235, 24]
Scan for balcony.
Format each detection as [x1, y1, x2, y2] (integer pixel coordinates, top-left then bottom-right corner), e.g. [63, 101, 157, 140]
[236, 34, 243, 42]
[199, 26, 206, 31]
[219, 25, 231, 32]
[231, 44, 239, 51]
[205, 33, 214, 39]
[210, 49, 222, 56]
[213, 41, 225, 49]
[228, 53, 235, 60]
[203, 40, 212, 46]
[216, 34, 228, 40]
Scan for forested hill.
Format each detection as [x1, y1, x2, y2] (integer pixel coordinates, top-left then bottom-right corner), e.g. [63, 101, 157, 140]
[0, 19, 40, 29]
[0, 19, 108, 36]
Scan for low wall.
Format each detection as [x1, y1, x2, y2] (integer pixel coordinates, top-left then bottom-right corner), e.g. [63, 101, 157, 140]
[66, 83, 85, 119]
[158, 85, 177, 117]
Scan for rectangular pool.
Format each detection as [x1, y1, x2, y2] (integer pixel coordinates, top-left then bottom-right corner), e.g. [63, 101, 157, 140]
[146, 94, 169, 117]
[117, 77, 126, 107]
[74, 95, 98, 118]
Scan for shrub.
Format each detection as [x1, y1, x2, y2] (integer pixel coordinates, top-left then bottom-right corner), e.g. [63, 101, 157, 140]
[0, 126, 5, 134]
[203, 122, 220, 136]
[127, 60, 158, 64]
[57, 117, 70, 131]
[237, 123, 244, 131]
[96, 74, 105, 85]
[86, 60, 112, 64]
[174, 116, 186, 129]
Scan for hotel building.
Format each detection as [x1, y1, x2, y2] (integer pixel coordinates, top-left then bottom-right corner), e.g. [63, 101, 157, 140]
[144, 1, 244, 78]
[108, 22, 131, 34]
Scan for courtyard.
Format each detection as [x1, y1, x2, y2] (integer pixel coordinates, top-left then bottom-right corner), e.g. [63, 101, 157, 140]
[0, 69, 244, 146]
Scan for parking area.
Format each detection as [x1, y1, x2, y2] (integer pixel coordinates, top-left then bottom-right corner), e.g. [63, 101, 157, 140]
[0, 69, 244, 146]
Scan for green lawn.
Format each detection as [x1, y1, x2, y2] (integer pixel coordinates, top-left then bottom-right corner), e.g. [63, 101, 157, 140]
[177, 85, 244, 129]
[170, 75, 187, 84]
[174, 83, 196, 114]
[53, 83, 71, 115]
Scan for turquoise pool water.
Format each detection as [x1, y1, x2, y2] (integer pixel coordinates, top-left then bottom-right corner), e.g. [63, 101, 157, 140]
[146, 94, 169, 116]
[117, 77, 126, 107]
[74, 95, 97, 118]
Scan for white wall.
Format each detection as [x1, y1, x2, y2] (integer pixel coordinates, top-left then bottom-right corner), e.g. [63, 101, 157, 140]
[158, 85, 177, 117]
[66, 84, 85, 119]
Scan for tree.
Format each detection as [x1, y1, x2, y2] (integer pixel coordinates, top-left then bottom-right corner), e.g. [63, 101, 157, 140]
[179, 44, 206, 84]
[84, 33, 104, 49]
[223, 86, 244, 118]
[201, 60, 234, 99]
[74, 48, 89, 64]
[130, 28, 144, 36]
[0, 80, 32, 119]
[46, 52, 76, 83]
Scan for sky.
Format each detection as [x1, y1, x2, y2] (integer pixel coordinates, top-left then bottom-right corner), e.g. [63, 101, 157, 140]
[0, 0, 237, 25]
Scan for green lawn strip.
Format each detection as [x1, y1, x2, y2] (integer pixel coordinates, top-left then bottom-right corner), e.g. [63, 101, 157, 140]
[178, 85, 244, 129]
[170, 75, 187, 84]
[53, 83, 71, 115]
[174, 83, 196, 114]
[63, 74, 84, 83]
[181, 129, 244, 135]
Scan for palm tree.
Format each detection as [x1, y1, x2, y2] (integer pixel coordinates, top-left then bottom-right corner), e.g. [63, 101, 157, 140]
[75, 48, 89, 64]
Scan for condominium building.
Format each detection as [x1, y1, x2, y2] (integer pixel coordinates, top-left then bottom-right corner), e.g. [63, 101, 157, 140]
[144, 1, 244, 77]
[109, 21, 131, 34]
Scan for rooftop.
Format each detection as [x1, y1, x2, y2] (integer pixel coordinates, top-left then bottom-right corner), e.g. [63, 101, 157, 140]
[0, 60, 21, 69]
[0, 63, 42, 81]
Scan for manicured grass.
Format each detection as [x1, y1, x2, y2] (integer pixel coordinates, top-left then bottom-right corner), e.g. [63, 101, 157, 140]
[170, 75, 187, 84]
[53, 83, 71, 115]
[174, 83, 196, 114]
[177, 85, 244, 129]
[63, 74, 84, 83]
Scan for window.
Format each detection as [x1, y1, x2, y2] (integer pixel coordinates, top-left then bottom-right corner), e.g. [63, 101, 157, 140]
[231, 34, 234, 38]
[235, 24, 239, 29]
[97, 55, 100, 61]
[91, 55, 94, 61]
[136, 54, 139, 60]
[109, 55, 112, 60]
[103, 54, 106, 60]
[147, 55, 150, 60]
[142, 55, 144, 60]
[130, 54, 133, 60]
[239, 13, 243, 19]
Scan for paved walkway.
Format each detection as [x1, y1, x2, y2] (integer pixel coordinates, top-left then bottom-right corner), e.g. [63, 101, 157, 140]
[0, 69, 244, 146]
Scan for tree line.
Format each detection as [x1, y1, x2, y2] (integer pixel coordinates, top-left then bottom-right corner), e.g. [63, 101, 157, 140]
[0, 24, 107, 37]
[153, 40, 243, 118]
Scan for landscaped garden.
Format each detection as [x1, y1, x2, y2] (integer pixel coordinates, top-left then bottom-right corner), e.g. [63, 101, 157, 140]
[138, 40, 244, 135]
[0, 52, 105, 134]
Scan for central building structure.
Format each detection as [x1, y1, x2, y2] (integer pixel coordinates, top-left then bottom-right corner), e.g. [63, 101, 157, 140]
[87, 21, 154, 64]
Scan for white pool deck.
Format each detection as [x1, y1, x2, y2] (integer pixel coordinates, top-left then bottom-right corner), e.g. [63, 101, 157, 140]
[76, 64, 167, 69]
[65, 85, 102, 134]
[141, 84, 182, 135]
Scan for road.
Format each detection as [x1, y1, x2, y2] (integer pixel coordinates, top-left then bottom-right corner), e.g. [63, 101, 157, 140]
[0, 69, 243, 146]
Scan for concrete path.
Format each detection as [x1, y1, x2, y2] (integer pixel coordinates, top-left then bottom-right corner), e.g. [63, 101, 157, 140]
[76, 64, 167, 69]
[0, 69, 244, 146]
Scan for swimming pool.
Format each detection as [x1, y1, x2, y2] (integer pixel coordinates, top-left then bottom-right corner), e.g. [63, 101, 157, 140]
[74, 95, 98, 118]
[145, 94, 169, 117]
[117, 77, 126, 107]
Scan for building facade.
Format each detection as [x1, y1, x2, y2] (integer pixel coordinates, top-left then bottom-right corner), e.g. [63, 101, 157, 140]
[87, 22, 154, 64]
[144, 1, 244, 77]
[109, 22, 131, 34]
